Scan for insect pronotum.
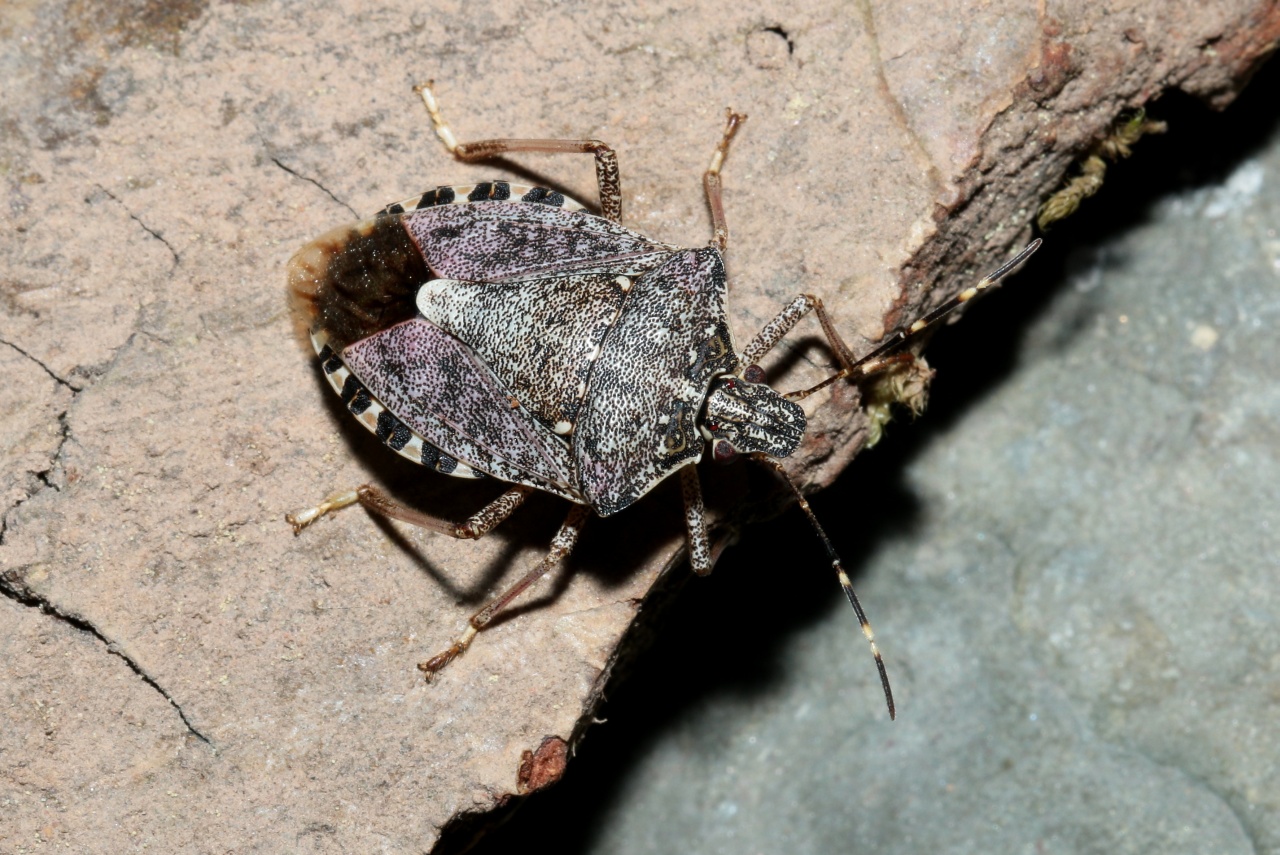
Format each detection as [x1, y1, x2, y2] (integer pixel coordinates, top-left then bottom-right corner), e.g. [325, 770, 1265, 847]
[287, 82, 1040, 720]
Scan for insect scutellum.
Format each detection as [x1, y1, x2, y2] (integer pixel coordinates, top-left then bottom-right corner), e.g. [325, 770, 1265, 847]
[287, 82, 1040, 720]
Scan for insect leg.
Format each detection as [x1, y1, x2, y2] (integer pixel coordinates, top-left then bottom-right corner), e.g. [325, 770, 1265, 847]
[702, 110, 747, 251]
[738, 294, 822, 368]
[741, 293, 918, 380]
[287, 484, 534, 539]
[679, 465, 713, 576]
[285, 488, 361, 533]
[782, 240, 1043, 402]
[419, 504, 591, 680]
[737, 293, 920, 406]
[414, 82, 624, 223]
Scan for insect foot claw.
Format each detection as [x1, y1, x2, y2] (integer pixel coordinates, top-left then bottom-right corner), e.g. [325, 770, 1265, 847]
[417, 646, 462, 682]
[285, 508, 318, 535]
[286, 489, 360, 535]
[418, 624, 480, 682]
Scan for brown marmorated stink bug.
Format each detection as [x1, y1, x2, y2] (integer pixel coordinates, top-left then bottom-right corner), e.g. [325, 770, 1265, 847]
[287, 83, 1040, 720]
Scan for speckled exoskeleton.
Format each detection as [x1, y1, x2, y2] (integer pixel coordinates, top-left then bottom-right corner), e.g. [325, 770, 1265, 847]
[287, 83, 1039, 718]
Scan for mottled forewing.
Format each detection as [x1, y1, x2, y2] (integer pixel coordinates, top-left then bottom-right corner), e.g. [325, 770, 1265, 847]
[402, 203, 674, 283]
[417, 273, 634, 434]
[574, 248, 738, 516]
[342, 318, 583, 501]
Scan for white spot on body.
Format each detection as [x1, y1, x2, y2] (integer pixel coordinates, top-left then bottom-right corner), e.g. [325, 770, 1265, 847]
[325, 368, 349, 394]
[554, 420, 573, 435]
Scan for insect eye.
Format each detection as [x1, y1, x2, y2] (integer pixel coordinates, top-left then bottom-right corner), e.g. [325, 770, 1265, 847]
[707, 422, 720, 432]
[712, 439, 738, 463]
[743, 364, 765, 383]
[724, 379, 736, 390]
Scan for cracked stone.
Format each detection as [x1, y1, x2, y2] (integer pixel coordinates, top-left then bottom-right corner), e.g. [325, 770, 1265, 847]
[0, 342, 73, 532]
[0, 596, 217, 842]
[1, 0, 1277, 852]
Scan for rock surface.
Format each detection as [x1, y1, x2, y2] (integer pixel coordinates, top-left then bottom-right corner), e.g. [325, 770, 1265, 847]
[1, 0, 1276, 851]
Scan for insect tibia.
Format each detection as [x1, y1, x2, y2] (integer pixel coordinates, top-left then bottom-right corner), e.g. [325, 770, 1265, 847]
[704, 110, 748, 251]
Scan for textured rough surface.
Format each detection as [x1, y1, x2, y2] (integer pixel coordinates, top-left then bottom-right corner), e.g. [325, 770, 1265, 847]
[417, 271, 631, 434]
[575, 248, 736, 516]
[405, 197, 672, 282]
[1, 0, 1276, 852]
[343, 318, 580, 495]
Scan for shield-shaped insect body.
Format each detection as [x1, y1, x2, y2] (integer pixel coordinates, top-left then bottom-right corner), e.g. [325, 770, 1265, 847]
[288, 84, 1039, 719]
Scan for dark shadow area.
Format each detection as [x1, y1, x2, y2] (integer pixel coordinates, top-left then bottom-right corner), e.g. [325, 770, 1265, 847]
[456, 57, 1280, 855]
[920, 70, 1280, 439]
